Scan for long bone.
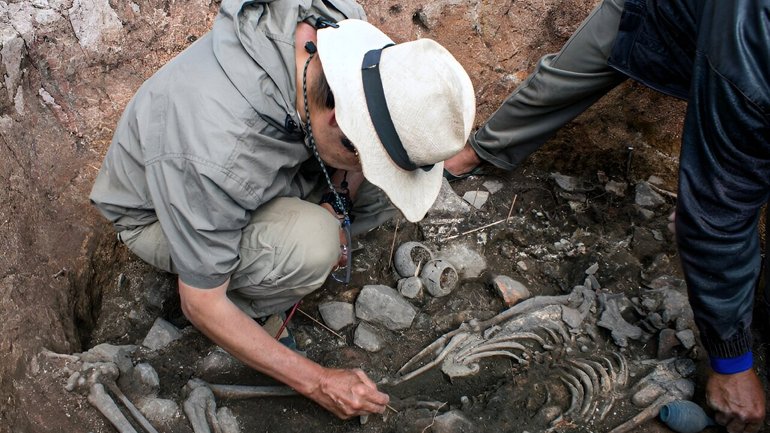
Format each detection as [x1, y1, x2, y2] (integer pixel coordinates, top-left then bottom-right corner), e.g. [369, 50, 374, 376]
[389, 333, 470, 385]
[88, 383, 139, 433]
[184, 381, 222, 433]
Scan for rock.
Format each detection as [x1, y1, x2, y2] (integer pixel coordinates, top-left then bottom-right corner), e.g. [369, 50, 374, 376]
[129, 363, 159, 398]
[635, 182, 666, 207]
[585, 263, 599, 275]
[483, 180, 503, 194]
[437, 243, 487, 278]
[137, 397, 179, 423]
[604, 180, 627, 196]
[462, 190, 489, 209]
[355, 285, 417, 330]
[318, 302, 356, 331]
[676, 329, 697, 350]
[420, 260, 459, 297]
[432, 410, 476, 433]
[393, 242, 434, 278]
[217, 407, 241, 433]
[68, 0, 123, 51]
[492, 275, 530, 307]
[398, 276, 423, 299]
[196, 348, 241, 379]
[636, 205, 656, 220]
[142, 318, 182, 351]
[354, 323, 383, 352]
[516, 260, 528, 271]
[429, 178, 471, 215]
[551, 172, 594, 192]
[658, 328, 681, 359]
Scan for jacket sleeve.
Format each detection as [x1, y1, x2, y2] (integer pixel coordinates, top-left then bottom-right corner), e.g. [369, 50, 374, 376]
[676, 0, 770, 360]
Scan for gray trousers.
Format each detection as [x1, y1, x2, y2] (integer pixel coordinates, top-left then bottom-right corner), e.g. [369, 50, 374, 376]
[119, 179, 396, 318]
[471, 0, 627, 170]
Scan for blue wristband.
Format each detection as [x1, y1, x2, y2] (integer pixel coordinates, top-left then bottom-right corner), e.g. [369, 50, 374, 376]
[710, 352, 753, 374]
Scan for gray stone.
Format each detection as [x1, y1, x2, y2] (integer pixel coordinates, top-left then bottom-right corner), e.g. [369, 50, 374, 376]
[437, 243, 487, 278]
[676, 329, 697, 349]
[516, 260, 528, 271]
[196, 348, 241, 378]
[129, 363, 159, 398]
[142, 318, 182, 351]
[354, 323, 383, 352]
[432, 410, 476, 433]
[635, 182, 666, 208]
[67, 0, 123, 51]
[398, 276, 423, 299]
[605, 180, 627, 197]
[217, 407, 241, 433]
[137, 397, 179, 423]
[318, 301, 356, 331]
[482, 179, 503, 194]
[658, 328, 681, 359]
[428, 178, 471, 215]
[462, 190, 489, 209]
[355, 285, 417, 330]
[551, 172, 594, 192]
[636, 205, 656, 220]
[585, 262, 599, 275]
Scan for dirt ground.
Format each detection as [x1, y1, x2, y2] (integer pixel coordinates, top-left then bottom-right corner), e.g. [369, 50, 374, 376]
[3, 0, 768, 432]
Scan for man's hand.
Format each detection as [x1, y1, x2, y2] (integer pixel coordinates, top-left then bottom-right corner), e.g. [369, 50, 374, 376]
[706, 369, 766, 433]
[306, 368, 389, 419]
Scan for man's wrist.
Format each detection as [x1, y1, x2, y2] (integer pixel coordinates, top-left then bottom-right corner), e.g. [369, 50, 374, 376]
[710, 351, 753, 374]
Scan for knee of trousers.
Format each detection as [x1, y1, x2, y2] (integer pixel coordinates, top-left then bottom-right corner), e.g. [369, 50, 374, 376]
[280, 204, 341, 282]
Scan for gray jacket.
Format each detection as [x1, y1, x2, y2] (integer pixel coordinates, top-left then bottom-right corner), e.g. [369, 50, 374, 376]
[90, 0, 365, 288]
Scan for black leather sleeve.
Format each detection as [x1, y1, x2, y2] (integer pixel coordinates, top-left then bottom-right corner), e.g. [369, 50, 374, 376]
[676, 0, 770, 358]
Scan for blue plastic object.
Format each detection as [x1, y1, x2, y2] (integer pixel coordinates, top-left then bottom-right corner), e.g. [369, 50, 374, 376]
[659, 400, 715, 433]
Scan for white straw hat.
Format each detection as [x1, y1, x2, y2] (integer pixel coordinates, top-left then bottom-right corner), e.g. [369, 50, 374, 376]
[317, 19, 475, 222]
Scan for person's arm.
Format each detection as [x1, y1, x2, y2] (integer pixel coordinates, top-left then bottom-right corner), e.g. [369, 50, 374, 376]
[178, 277, 389, 418]
[675, 3, 770, 431]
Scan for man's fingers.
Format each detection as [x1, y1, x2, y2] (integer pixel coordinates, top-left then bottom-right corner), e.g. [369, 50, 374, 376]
[745, 422, 762, 433]
[715, 412, 731, 427]
[353, 369, 378, 389]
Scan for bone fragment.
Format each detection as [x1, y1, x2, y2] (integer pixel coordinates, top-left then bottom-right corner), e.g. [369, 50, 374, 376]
[105, 381, 160, 433]
[184, 384, 219, 433]
[607, 394, 676, 433]
[463, 350, 526, 365]
[88, 383, 139, 433]
[392, 333, 470, 385]
[207, 384, 297, 400]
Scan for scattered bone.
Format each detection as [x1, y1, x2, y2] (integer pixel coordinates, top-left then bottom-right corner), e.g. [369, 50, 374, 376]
[137, 397, 179, 424]
[597, 294, 643, 347]
[420, 260, 459, 297]
[184, 380, 221, 433]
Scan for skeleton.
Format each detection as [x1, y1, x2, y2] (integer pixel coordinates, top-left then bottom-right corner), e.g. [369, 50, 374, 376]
[64, 360, 159, 433]
[388, 280, 696, 432]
